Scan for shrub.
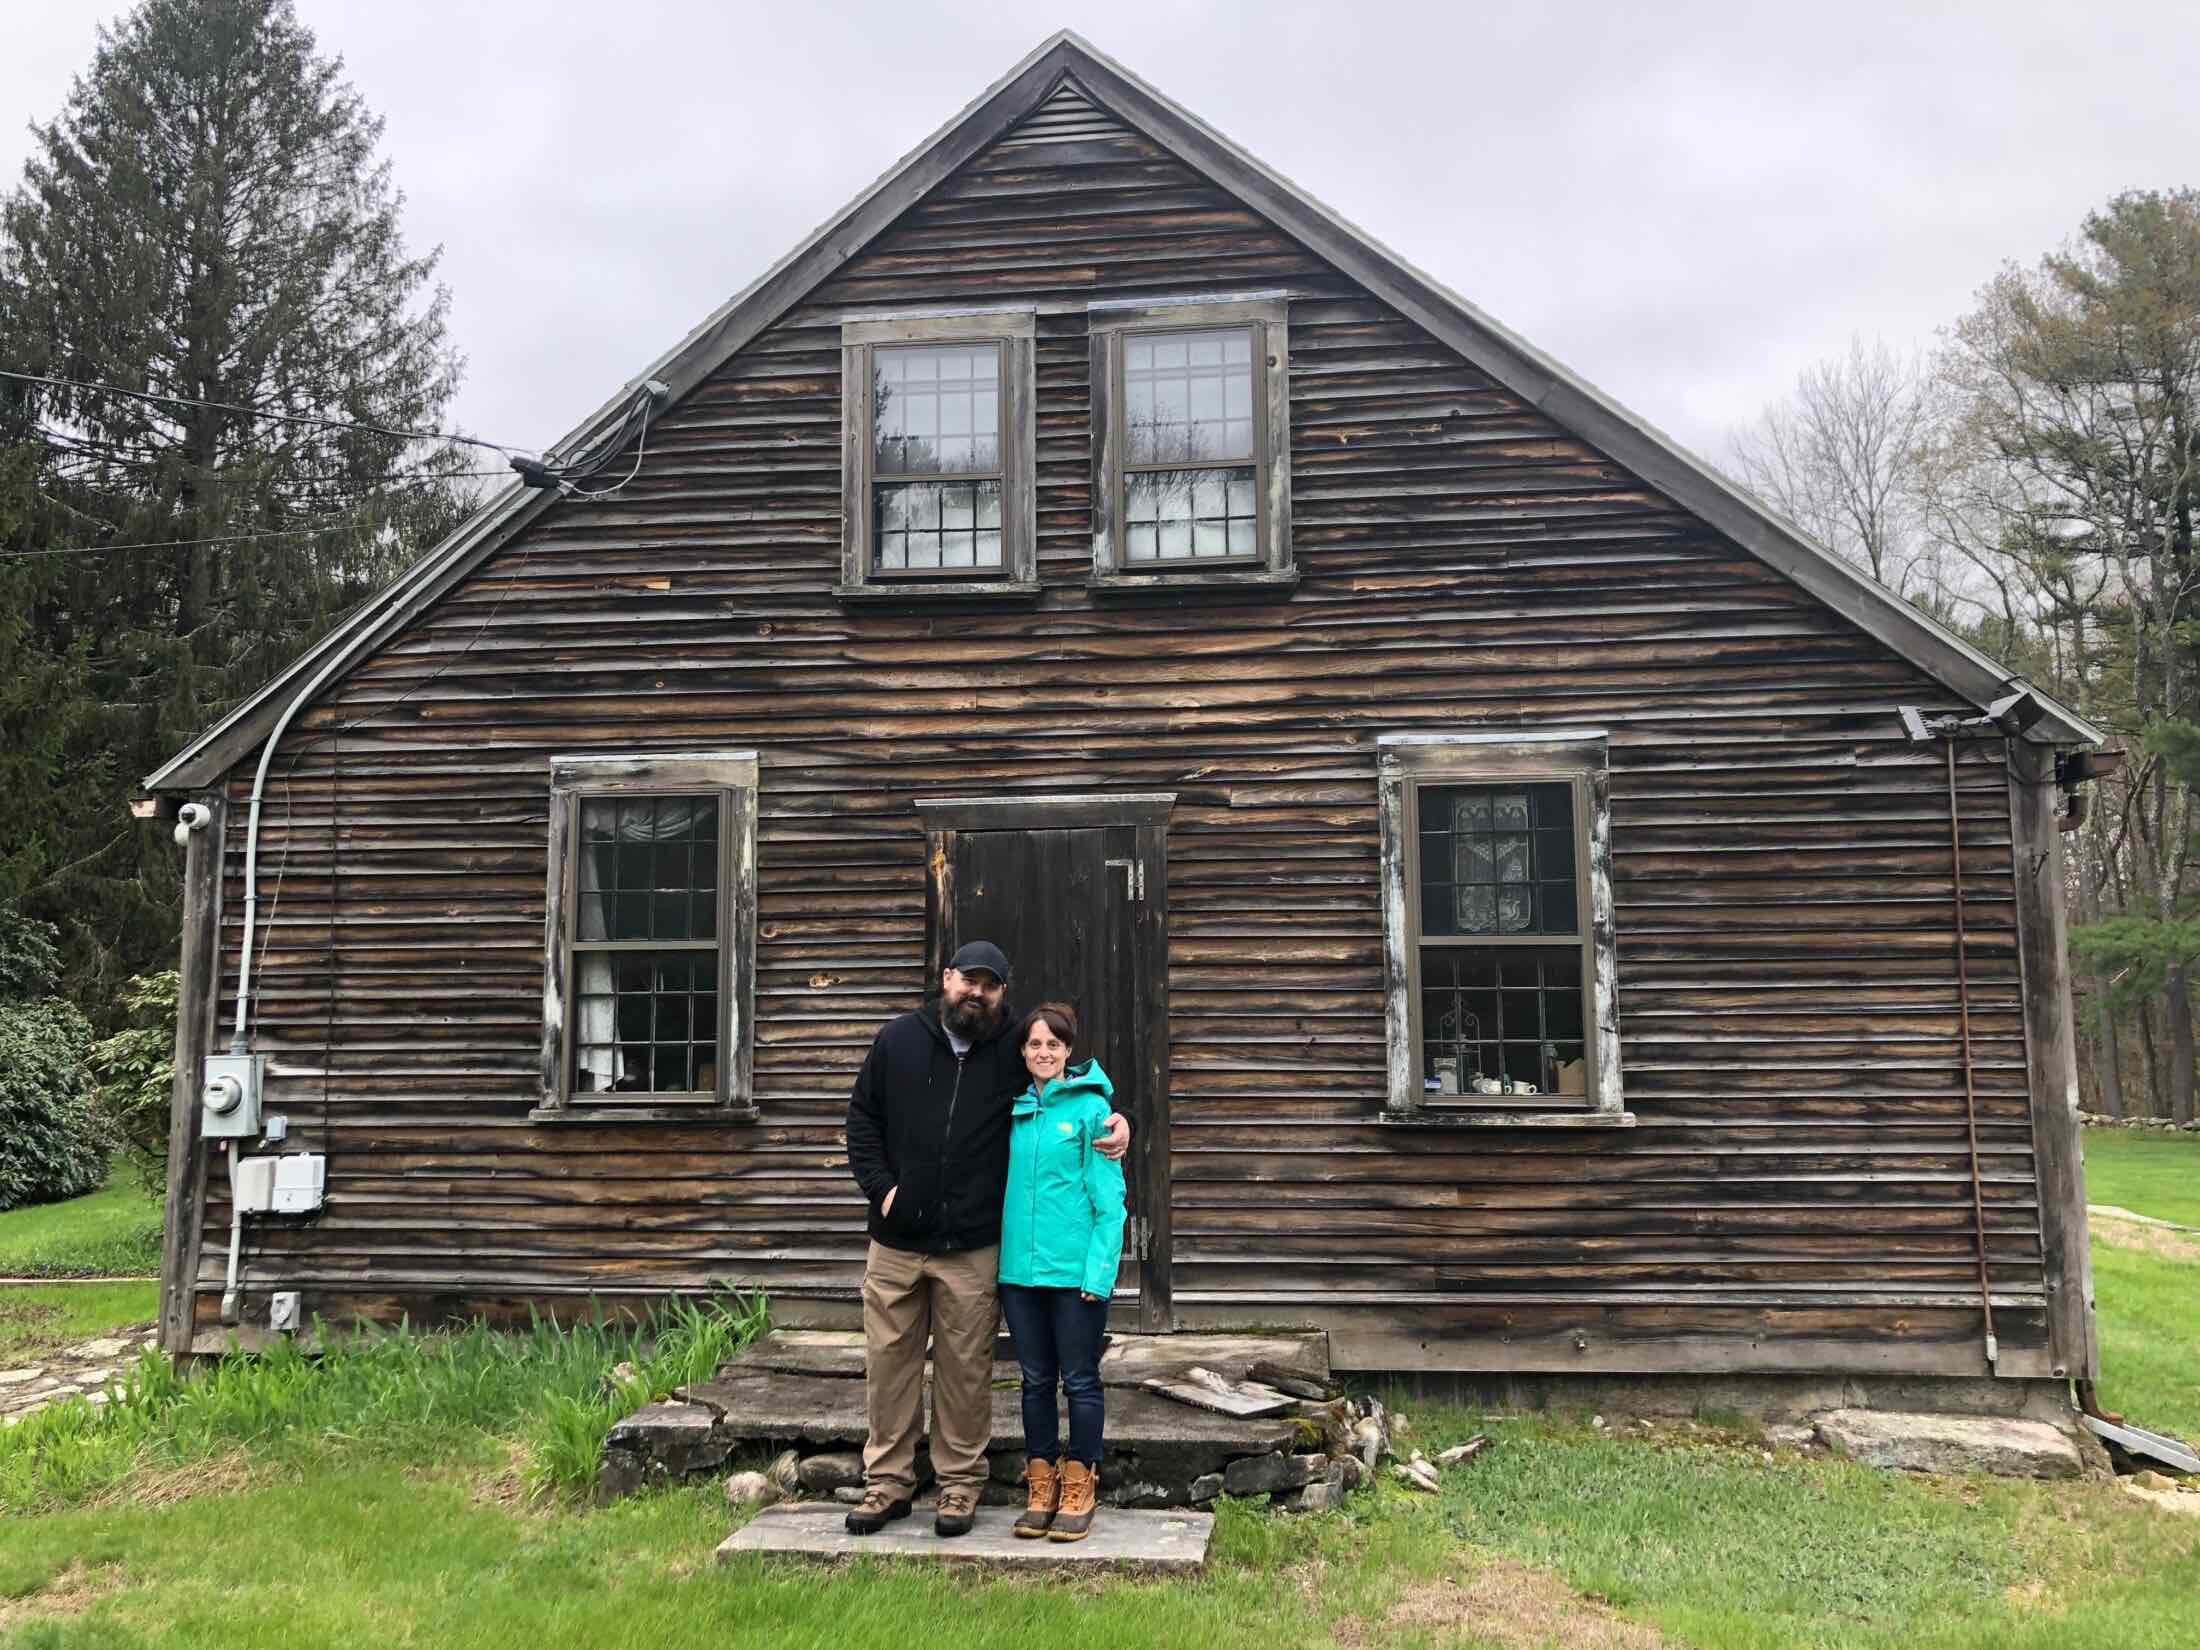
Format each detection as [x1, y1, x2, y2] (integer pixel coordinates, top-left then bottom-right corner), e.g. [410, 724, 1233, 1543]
[0, 995, 112, 1210]
[0, 903, 62, 1000]
[91, 970, 179, 1194]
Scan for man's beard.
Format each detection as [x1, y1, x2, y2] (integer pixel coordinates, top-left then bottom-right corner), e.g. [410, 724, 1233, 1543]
[942, 994, 1001, 1040]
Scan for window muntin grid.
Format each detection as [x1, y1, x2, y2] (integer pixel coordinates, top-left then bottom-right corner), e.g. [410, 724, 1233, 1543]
[1123, 328, 1254, 464]
[572, 794, 721, 1096]
[1412, 779, 1592, 1103]
[1124, 469, 1257, 561]
[1120, 326, 1258, 566]
[872, 343, 1004, 573]
[1420, 946, 1584, 1096]
[1416, 782, 1579, 937]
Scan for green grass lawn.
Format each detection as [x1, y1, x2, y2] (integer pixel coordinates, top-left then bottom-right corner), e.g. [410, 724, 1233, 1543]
[2082, 1126, 2200, 1439]
[2083, 1126, 2200, 1227]
[0, 1281, 160, 1362]
[0, 1137, 2194, 1646]
[0, 1173, 163, 1279]
[1, 1411, 2194, 1650]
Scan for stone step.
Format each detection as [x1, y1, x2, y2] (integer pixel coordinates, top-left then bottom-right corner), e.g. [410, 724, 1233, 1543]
[725, 1328, 1329, 1388]
[717, 1501, 1212, 1572]
[1813, 1409, 2088, 1478]
[677, 1369, 1299, 1463]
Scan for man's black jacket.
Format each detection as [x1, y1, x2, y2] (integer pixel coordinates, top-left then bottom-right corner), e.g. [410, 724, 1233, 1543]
[845, 1001, 1027, 1254]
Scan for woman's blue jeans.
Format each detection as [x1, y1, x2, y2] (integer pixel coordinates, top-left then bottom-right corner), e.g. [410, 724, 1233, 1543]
[998, 1283, 1108, 1466]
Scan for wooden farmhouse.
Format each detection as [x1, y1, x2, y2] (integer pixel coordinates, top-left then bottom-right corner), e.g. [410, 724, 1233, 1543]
[146, 34, 2110, 1402]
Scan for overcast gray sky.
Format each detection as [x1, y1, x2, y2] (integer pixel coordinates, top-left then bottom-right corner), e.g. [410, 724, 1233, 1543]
[5, 0, 2195, 467]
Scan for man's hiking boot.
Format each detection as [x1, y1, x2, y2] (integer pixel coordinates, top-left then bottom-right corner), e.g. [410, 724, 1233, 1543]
[1014, 1457, 1061, 1539]
[1048, 1458, 1097, 1542]
[934, 1483, 980, 1537]
[843, 1486, 912, 1535]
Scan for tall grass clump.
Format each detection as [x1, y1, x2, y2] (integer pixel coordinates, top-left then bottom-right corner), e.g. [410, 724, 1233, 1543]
[0, 1287, 766, 1514]
[526, 1290, 769, 1502]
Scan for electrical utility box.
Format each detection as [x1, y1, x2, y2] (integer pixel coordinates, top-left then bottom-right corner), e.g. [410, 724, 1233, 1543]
[232, 1155, 278, 1213]
[271, 1153, 326, 1214]
[200, 1052, 265, 1140]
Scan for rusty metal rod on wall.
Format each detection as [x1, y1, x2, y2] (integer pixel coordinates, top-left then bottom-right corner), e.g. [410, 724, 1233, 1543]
[1946, 737, 2000, 1370]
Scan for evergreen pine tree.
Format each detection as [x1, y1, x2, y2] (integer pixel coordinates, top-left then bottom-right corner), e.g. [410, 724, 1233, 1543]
[0, 0, 471, 1008]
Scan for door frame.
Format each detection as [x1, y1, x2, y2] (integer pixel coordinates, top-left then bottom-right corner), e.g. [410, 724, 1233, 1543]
[913, 793, 1175, 1330]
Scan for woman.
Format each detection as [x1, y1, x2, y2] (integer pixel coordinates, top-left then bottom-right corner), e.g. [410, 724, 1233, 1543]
[997, 1001, 1126, 1542]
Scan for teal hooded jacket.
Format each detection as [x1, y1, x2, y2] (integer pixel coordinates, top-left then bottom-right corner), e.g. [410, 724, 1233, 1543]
[998, 1059, 1127, 1299]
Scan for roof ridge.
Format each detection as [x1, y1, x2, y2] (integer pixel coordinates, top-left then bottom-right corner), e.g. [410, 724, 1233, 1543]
[145, 32, 2097, 792]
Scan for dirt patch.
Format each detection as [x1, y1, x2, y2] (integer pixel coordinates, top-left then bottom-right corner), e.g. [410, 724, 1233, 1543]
[2003, 1577, 2070, 1617]
[471, 1439, 544, 1515]
[0, 1559, 127, 1629]
[97, 1450, 256, 1510]
[2090, 1215, 2200, 1263]
[1335, 1555, 1679, 1650]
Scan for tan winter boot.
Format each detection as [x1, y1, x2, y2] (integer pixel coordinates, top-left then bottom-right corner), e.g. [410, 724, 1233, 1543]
[1014, 1456, 1061, 1539]
[1048, 1458, 1097, 1542]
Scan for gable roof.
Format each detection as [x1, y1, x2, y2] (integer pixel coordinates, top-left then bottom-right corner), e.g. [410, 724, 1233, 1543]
[146, 31, 2098, 791]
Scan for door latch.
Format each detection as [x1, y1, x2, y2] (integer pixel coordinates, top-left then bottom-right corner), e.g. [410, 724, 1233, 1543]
[1104, 857, 1145, 902]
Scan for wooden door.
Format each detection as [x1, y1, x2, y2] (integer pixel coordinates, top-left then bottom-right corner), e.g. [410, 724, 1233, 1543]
[918, 796, 1174, 1330]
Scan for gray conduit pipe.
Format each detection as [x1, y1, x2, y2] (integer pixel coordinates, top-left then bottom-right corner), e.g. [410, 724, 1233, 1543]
[1945, 737, 2000, 1370]
[232, 643, 360, 1052]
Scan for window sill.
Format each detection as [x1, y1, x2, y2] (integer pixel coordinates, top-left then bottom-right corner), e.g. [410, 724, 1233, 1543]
[1087, 567, 1298, 598]
[834, 580, 1040, 605]
[529, 1103, 761, 1125]
[1380, 1107, 1635, 1129]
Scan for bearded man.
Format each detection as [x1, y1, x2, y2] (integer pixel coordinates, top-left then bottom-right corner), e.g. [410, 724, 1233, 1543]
[842, 941, 1130, 1537]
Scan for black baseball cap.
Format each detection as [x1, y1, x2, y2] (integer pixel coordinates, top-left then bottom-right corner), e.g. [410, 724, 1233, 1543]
[947, 940, 1011, 982]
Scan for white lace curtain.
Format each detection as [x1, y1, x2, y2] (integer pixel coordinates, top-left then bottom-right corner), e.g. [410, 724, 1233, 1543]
[574, 795, 714, 1092]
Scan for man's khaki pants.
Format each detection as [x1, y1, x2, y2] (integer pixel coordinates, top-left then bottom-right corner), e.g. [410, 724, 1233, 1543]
[862, 1239, 999, 1498]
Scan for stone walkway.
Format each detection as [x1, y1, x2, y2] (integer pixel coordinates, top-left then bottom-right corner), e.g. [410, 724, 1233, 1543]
[718, 1502, 1214, 1571]
[1, 1321, 159, 1426]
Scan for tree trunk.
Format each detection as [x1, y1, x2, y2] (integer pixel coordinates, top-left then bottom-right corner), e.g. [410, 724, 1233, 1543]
[2138, 997, 2164, 1119]
[2173, 963, 2199, 1127]
[2074, 848, 2126, 1118]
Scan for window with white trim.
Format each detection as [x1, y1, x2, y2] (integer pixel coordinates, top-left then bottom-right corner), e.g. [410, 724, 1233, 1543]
[535, 752, 759, 1121]
[1089, 299, 1293, 590]
[839, 311, 1037, 596]
[1378, 733, 1627, 1122]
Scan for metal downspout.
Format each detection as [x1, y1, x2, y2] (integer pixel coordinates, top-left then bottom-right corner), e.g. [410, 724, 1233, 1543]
[1947, 737, 2000, 1370]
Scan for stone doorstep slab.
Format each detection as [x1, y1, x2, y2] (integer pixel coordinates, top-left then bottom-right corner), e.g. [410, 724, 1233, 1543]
[725, 1329, 1328, 1388]
[679, 1369, 1299, 1457]
[717, 1502, 1213, 1572]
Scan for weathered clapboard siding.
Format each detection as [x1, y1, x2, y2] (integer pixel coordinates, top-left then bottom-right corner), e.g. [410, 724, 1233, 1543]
[183, 81, 2051, 1374]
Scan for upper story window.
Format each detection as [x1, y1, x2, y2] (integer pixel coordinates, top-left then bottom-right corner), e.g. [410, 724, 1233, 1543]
[839, 312, 1036, 598]
[534, 752, 759, 1123]
[1377, 732, 1630, 1126]
[1089, 299, 1293, 592]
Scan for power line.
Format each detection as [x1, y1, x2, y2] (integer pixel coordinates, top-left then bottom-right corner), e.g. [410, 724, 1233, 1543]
[0, 367, 535, 460]
[0, 476, 504, 561]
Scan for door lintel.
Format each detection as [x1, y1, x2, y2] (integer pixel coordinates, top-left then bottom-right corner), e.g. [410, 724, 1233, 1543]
[913, 793, 1176, 831]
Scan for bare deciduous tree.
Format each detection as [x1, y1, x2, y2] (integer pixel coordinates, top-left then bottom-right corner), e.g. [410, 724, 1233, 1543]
[1728, 335, 1946, 600]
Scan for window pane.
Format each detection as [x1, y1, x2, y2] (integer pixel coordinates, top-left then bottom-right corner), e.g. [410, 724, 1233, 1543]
[874, 480, 1004, 571]
[874, 343, 1001, 476]
[1417, 783, 1582, 940]
[1540, 881, 1577, 933]
[1124, 327, 1255, 463]
[1456, 884, 1496, 934]
[1124, 466, 1258, 561]
[1420, 944, 1584, 1097]
[571, 949, 720, 1094]
[580, 796, 719, 941]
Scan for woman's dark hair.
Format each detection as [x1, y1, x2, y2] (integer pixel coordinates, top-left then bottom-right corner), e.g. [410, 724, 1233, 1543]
[1017, 1000, 1079, 1052]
